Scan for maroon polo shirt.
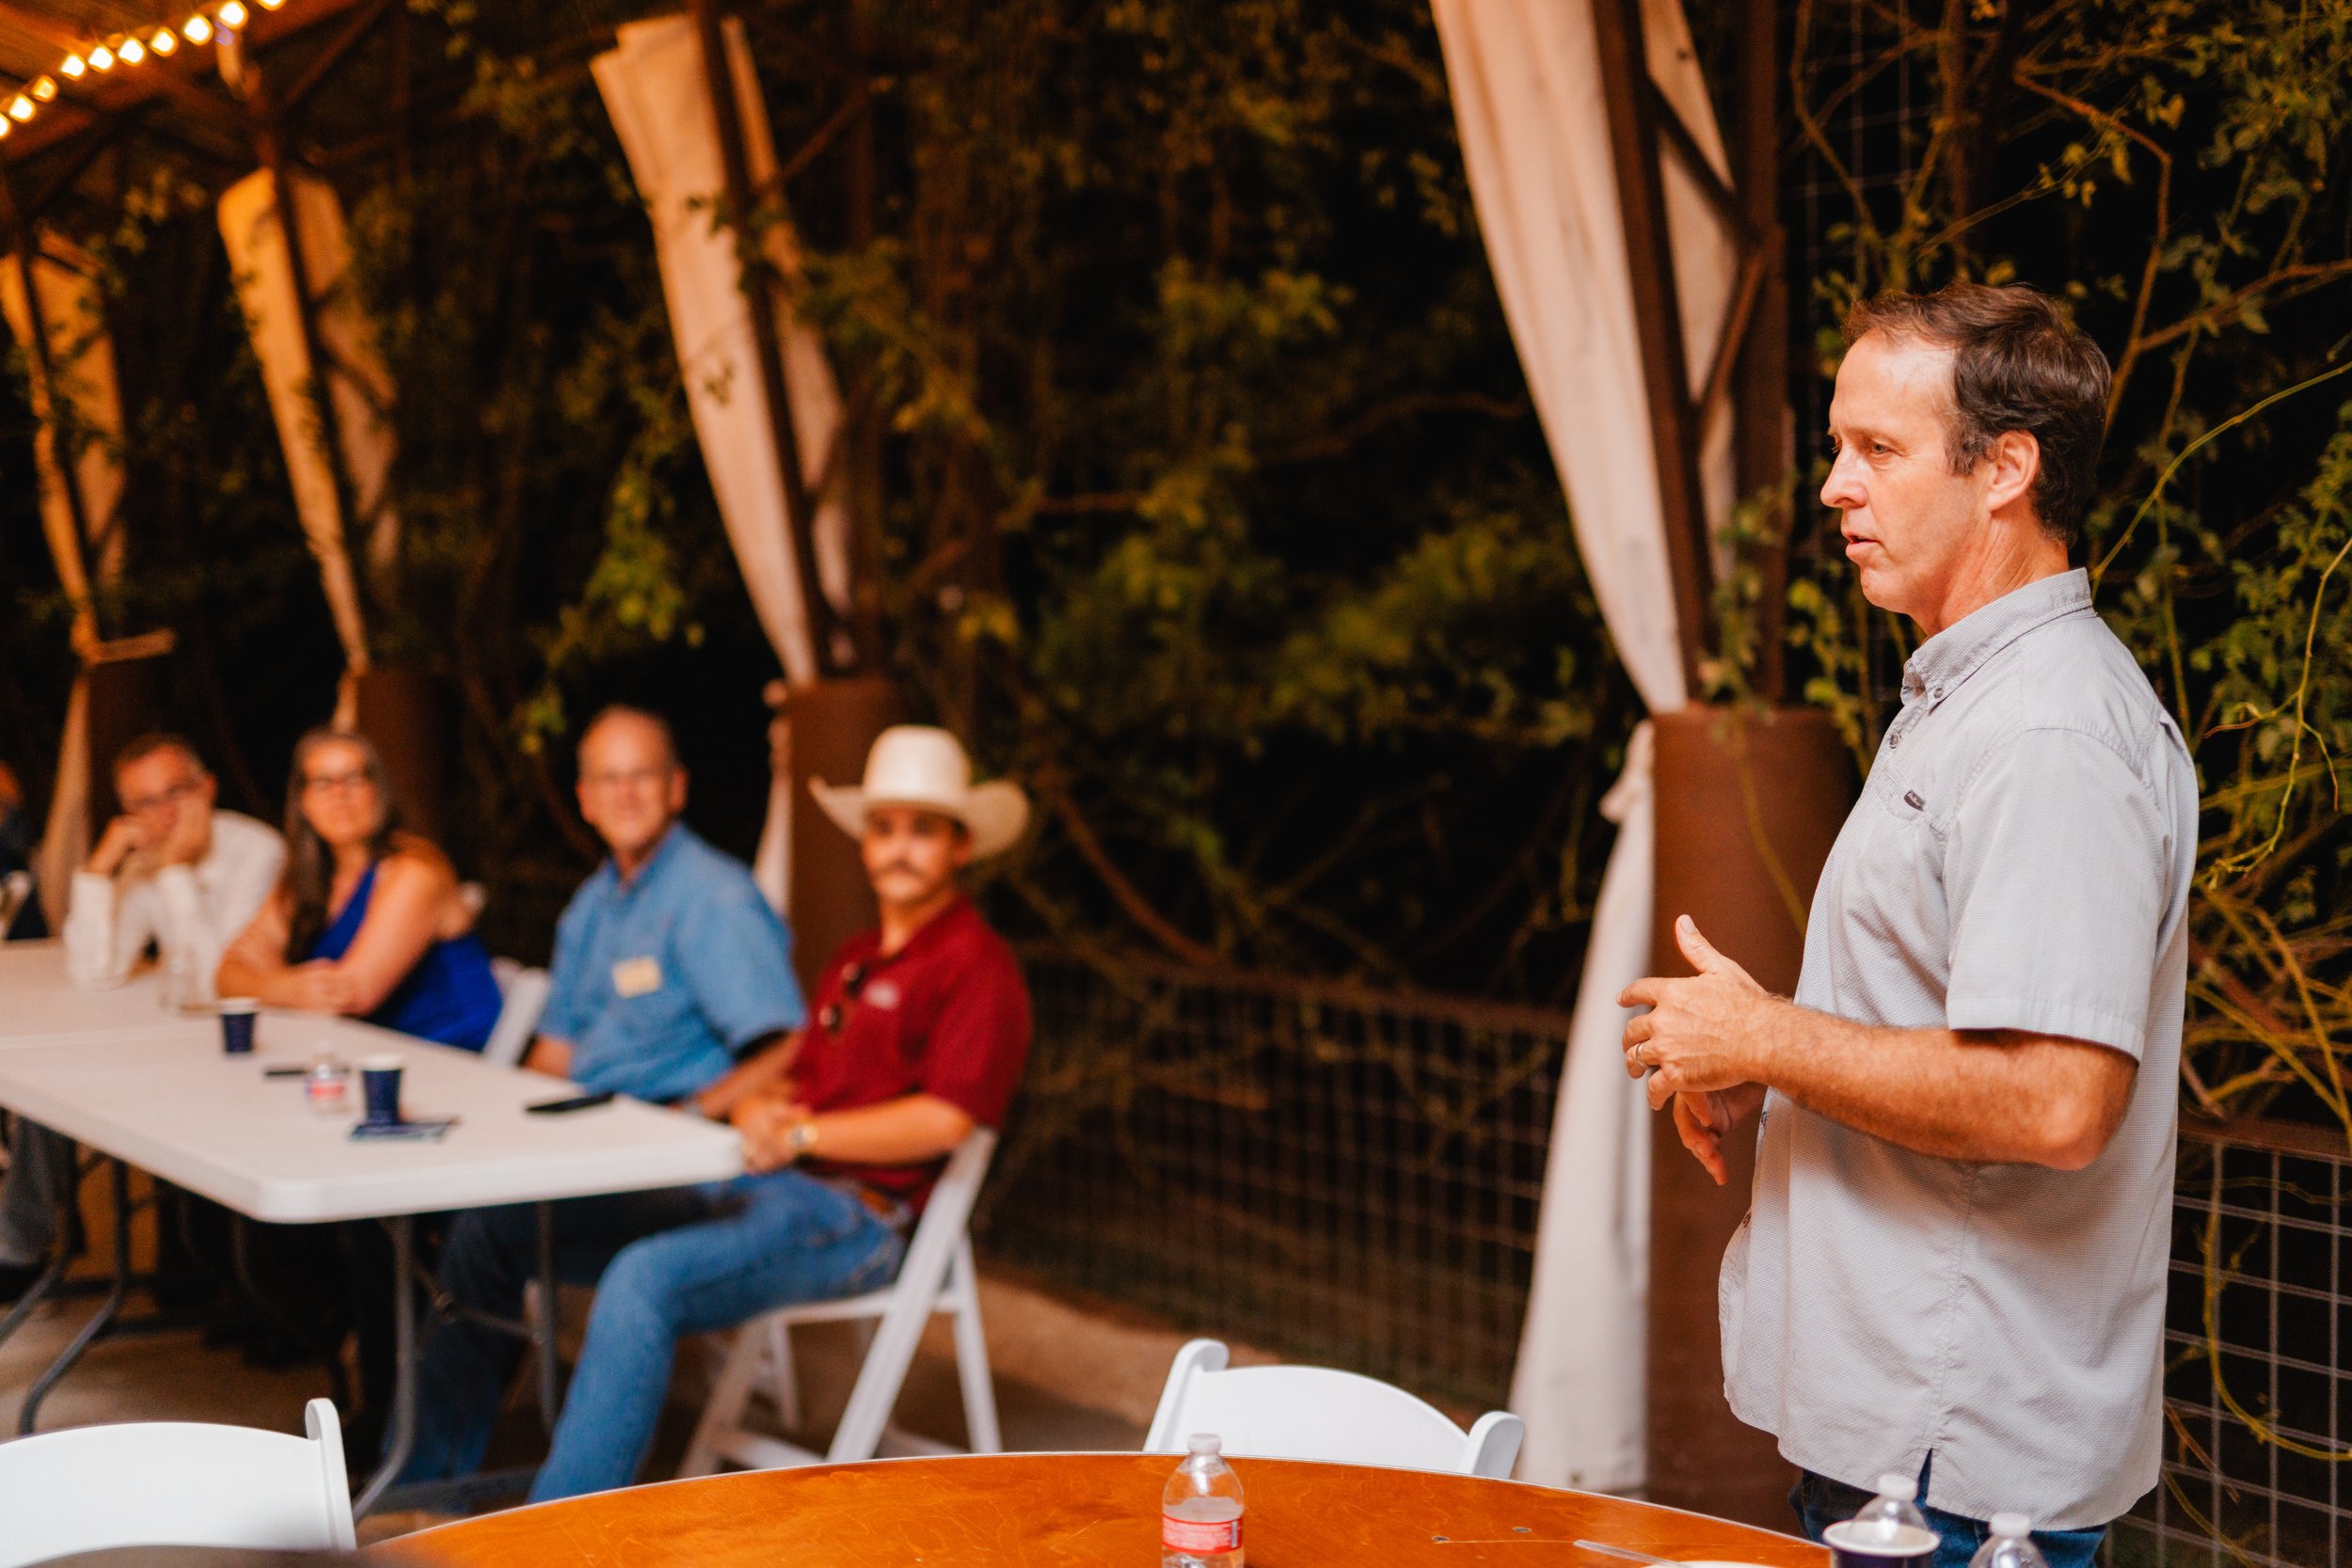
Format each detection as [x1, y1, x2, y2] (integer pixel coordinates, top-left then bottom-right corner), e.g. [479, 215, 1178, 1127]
[792, 895, 1031, 1209]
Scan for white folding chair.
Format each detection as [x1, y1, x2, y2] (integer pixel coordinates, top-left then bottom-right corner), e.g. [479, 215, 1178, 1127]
[1146, 1338, 1524, 1479]
[0, 1397, 355, 1566]
[483, 961, 552, 1069]
[682, 1129, 1001, 1475]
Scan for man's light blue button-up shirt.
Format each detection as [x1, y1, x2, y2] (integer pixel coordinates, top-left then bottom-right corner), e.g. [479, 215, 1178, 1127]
[538, 823, 805, 1103]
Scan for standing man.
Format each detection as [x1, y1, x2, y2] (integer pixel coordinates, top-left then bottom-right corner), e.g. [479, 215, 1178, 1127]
[403, 722, 1029, 1500]
[1621, 285, 2194, 1568]
[2, 735, 284, 1302]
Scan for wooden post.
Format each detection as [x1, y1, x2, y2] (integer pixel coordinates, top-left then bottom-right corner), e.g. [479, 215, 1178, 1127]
[688, 0, 852, 676]
[1589, 0, 1715, 696]
[1733, 0, 1792, 704]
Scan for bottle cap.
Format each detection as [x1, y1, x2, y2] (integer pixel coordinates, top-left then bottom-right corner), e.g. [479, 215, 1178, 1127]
[1188, 1433, 1221, 1455]
[1990, 1513, 2029, 1539]
[1876, 1474, 1917, 1502]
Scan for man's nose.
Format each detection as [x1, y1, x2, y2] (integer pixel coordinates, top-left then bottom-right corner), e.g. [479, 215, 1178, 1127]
[1820, 450, 1866, 514]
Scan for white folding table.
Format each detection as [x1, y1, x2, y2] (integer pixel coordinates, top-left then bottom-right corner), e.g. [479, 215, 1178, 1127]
[0, 941, 174, 1042]
[0, 995, 741, 1512]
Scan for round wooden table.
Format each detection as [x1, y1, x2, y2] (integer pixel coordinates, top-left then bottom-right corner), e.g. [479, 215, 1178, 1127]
[391, 1453, 1827, 1568]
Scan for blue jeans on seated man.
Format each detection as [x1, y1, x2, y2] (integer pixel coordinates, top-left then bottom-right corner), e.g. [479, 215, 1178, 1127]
[399, 1168, 905, 1501]
[1794, 1466, 2106, 1568]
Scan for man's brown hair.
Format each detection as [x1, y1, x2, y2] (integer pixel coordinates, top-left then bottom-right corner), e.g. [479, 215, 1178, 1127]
[1843, 282, 2112, 545]
[111, 732, 204, 780]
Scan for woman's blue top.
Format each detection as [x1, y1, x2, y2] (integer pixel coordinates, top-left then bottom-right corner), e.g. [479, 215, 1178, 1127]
[306, 860, 501, 1052]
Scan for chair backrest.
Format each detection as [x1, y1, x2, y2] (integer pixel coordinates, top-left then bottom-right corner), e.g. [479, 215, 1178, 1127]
[483, 963, 552, 1069]
[1145, 1339, 1524, 1479]
[821, 1127, 997, 1463]
[0, 1397, 356, 1567]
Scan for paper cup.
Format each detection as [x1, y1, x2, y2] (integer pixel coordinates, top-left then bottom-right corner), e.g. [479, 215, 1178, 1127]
[218, 998, 259, 1055]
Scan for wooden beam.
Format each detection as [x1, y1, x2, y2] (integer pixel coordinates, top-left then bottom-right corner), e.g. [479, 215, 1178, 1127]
[1591, 0, 1715, 695]
[689, 0, 853, 678]
[0, 0, 373, 163]
[1732, 0, 1791, 703]
[277, 0, 393, 124]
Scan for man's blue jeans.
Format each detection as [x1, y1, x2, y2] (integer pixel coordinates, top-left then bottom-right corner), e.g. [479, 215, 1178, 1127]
[1794, 1467, 2106, 1568]
[400, 1169, 904, 1501]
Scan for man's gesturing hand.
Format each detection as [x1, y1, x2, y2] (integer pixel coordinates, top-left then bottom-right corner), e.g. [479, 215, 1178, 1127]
[1618, 914, 1779, 1111]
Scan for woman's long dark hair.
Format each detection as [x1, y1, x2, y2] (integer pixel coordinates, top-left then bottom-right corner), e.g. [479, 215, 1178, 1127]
[280, 726, 404, 961]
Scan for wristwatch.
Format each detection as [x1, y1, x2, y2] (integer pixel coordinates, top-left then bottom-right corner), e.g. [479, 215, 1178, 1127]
[785, 1118, 820, 1159]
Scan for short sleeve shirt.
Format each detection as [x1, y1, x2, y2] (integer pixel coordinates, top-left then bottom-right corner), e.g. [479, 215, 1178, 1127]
[793, 897, 1031, 1208]
[1717, 569, 2199, 1529]
[540, 824, 806, 1103]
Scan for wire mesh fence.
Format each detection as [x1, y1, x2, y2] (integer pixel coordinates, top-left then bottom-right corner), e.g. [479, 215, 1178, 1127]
[983, 951, 2352, 1564]
[977, 948, 1568, 1415]
[2110, 1118, 2352, 1568]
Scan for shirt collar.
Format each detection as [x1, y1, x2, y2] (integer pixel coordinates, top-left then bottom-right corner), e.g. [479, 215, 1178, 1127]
[869, 894, 974, 970]
[604, 820, 690, 898]
[1901, 568, 2091, 708]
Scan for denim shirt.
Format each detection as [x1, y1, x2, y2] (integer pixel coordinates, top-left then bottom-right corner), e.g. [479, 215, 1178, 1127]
[539, 824, 805, 1102]
[1717, 569, 2199, 1528]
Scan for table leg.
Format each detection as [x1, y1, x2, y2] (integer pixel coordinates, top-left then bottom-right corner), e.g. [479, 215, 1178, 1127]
[0, 1132, 86, 1354]
[533, 1199, 563, 1433]
[17, 1160, 132, 1433]
[353, 1214, 417, 1518]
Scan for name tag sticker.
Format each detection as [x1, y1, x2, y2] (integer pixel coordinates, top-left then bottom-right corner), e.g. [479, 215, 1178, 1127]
[612, 956, 663, 998]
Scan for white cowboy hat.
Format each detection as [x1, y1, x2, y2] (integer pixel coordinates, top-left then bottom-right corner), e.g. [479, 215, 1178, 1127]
[810, 725, 1030, 860]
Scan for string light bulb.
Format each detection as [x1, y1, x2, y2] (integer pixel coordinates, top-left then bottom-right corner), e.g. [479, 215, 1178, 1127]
[151, 28, 179, 55]
[259, 0, 286, 8]
[29, 75, 56, 102]
[183, 14, 214, 43]
[89, 43, 115, 70]
[217, 1, 249, 26]
[8, 97, 34, 122]
[0, 119, 13, 140]
[60, 54, 86, 77]
[118, 36, 146, 64]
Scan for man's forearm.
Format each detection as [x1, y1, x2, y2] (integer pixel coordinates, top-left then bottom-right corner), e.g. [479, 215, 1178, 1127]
[803, 1094, 973, 1166]
[1754, 1001, 2128, 1168]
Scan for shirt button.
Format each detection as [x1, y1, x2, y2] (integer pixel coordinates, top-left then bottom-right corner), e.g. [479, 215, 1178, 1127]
[1889, 731, 1902, 749]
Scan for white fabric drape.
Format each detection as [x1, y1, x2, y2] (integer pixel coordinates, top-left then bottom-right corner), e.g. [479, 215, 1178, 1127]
[1433, 0, 1739, 1490]
[218, 166, 402, 711]
[1, 242, 130, 929]
[595, 13, 857, 909]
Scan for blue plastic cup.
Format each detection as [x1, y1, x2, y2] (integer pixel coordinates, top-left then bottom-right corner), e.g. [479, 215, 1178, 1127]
[358, 1054, 405, 1126]
[218, 998, 259, 1055]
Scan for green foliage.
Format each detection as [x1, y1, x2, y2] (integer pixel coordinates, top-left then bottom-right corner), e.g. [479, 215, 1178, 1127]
[1775, 0, 2352, 1132]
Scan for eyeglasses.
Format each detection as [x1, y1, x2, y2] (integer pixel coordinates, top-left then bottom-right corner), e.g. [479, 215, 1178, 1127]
[819, 962, 870, 1035]
[301, 769, 374, 797]
[123, 778, 203, 816]
[581, 766, 674, 794]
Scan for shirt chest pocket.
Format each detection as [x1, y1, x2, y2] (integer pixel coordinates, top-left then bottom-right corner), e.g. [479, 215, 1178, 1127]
[1836, 752, 1955, 977]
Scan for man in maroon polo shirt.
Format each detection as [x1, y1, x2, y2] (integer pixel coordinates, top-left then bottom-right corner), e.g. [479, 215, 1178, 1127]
[407, 723, 1030, 1501]
[727, 723, 1034, 1208]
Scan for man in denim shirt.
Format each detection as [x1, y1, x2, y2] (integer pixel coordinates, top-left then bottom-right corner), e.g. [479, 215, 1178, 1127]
[524, 706, 805, 1102]
[398, 705, 804, 1480]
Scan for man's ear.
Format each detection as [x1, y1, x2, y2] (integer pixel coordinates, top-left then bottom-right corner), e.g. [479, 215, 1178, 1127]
[1985, 428, 2042, 515]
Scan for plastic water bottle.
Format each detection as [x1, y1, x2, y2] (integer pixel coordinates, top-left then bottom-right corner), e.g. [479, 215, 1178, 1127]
[1967, 1513, 2047, 1568]
[1161, 1433, 1244, 1568]
[1822, 1473, 1939, 1567]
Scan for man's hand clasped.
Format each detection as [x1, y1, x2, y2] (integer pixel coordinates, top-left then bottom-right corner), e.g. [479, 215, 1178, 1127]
[732, 1096, 818, 1175]
[1620, 913, 1778, 1189]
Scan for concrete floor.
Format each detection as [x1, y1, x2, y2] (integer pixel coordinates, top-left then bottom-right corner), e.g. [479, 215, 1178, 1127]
[0, 1254, 1250, 1544]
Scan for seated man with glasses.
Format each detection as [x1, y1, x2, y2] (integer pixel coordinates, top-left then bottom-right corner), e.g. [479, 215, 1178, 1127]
[520, 704, 807, 1104]
[403, 723, 1030, 1501]
[2, 734, 284, 1300]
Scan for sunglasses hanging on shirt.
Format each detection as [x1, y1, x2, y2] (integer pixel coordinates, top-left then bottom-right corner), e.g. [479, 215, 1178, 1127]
[820, 962, 871, 1036]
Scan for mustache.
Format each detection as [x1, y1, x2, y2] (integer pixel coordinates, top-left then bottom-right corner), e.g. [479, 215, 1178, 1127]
[873, 861, 927, 879]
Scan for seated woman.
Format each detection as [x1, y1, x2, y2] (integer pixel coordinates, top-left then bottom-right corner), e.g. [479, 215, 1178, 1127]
[219, 727, 501, 1051]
